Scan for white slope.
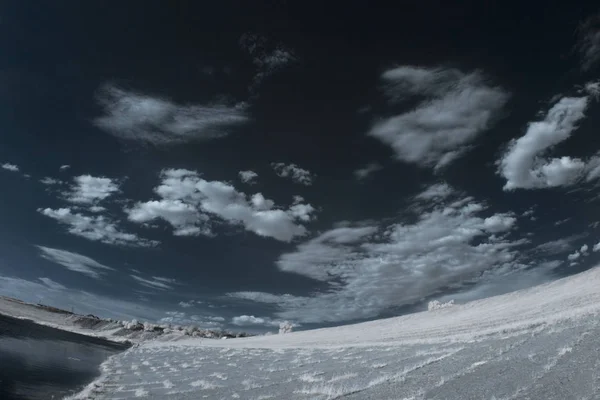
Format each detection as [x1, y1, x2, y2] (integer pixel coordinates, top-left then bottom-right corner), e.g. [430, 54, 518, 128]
[71, 265, 600, 399]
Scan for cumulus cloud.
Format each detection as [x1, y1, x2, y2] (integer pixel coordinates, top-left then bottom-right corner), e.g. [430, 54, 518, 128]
[369, 66, 509, 170]
[239, 32, 297, 93]
[94, 84, 248, 145]
[271, 163, 314, 185]
[354, 163, 383, 180]
[37, 246, 114, 279]
[39, 207, 157, 247]
[1, 163, 19, 172]
[229, 183, 528, 323]
[59, 165, 71, 171]
[131, 275, 178, 290]
[127, 169, 316, 241]
[127, 199, 211, 237]
[238, 170, 258, 184]
[577, 13, 600, 71]
[66, 175, 119, 204]
[38, 277, 67, 290]
[499, 86, 599, 190]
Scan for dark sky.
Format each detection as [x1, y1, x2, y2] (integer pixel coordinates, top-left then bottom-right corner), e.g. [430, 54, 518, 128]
[1, 1, 600, 332]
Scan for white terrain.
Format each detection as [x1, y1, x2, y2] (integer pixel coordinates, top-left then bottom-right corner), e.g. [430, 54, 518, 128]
[7, 265, 600, 399]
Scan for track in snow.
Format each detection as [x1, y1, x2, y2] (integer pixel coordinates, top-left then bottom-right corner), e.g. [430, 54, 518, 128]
[70, 265, 600, 399]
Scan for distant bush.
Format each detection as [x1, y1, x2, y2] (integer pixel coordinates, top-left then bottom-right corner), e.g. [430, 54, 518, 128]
[427, 299, 455, 311]
[279, 321, 294, 334]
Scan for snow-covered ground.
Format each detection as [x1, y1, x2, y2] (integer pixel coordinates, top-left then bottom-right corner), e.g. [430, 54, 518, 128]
[68, 265, 600, 399]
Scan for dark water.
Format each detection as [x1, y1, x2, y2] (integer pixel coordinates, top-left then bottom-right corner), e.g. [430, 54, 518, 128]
[0, 314, 130, 400]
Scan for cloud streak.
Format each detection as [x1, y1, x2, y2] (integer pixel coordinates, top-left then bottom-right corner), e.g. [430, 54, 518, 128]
[94, 84, 248, 145]
[37, 246, 114, 279]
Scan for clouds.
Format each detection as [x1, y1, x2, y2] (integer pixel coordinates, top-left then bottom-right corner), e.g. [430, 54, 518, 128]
[498, 82, 600, 190]
[37, 246, 114, 279]
[66, 175, 119, 204]
[131, 275, 178, 290]
[238, 170, 258, 184]
[39, 207, 157, 247]
[354, 163, 382, 180]
[38, 277, 67, 290]
[369, 66, 509, 170]
[498, 92, 598, 190]
[1, 163, 19, 172]
[271, 163, 314, 185]
[239, 32, 297, 93]
[94, 84, 248, 145]
[577, 13, 600, 71]
[230, 183, 527, 323]
[127, 168, 316, 242]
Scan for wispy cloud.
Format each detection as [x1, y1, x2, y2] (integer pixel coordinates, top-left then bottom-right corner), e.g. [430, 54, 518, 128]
[576, 12, 600, 71]
[271, 162, 314, 185]
[369, 66, 509, 170]
[94, 84, 248, 145]
[39, 207, 158, 247]
[239, 32, 297, 94]
[353, 163, 382, 180]
[0, 275, 162, 321]
[38, 277, 67, 290]
[131, 275, 178, 290]
[37, 246, 114, 279]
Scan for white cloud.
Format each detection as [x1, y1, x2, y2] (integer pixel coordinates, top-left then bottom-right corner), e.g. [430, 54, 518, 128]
[567, 251, 581, 261]
[94, 84, 248, 145]
[271, 162, 314, 185]
[131, 275, 178, 290]
[37, 246, 114, 279]
[1, 163, 19, 172]
[128, 168, 316, 242]
[482, 214, 517, 233]
[354, 163, 383, 180]
[66, 175, 119, 204]
[59, 165, 71, 171]
[39, 207, 157, 247]
[230, 184, 528, 323]
[593, 242, 600, 252]
[38, 277, 67, 290]
[369, 66, 509, 170]
[179, 301, 194, 308]
[499, 87, 599, 190]
[577, 13, 600, 71]
[127, 199, 211, 237]
[581, 244, 589, 253]
[238, 170, 258, 184]
[40, 177, 61, 185]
